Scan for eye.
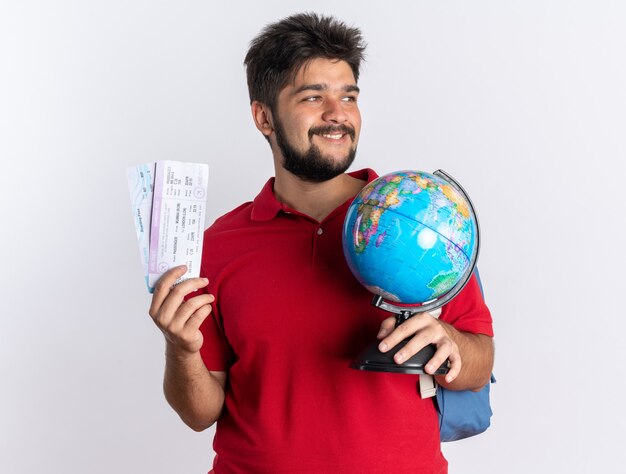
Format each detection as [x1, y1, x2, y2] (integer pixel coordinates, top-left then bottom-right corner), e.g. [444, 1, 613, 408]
[342, 95, 358, 103]
[303, 96, 321, 102]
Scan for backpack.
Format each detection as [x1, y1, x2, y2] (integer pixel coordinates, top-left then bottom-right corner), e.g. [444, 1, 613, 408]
[435, 374, 495, 442]
[420, 269, 495, 442]
[419, 373, 494, 442]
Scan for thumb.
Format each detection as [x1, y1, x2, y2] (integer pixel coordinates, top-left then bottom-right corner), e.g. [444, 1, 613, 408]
[377, 316, 396, 339]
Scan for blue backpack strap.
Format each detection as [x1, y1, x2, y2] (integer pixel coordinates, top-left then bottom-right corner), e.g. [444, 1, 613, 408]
[434, 267, 495, 442]
[474, 267, 484, 296]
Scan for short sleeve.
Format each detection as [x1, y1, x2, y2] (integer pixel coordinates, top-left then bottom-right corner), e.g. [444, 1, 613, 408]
[182, 284, 234, 372]
[439, 273, 494, 337]
[198, 299, 234, 371]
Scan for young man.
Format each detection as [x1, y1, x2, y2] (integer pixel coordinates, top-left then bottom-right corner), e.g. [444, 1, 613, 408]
[149, 13, 494, 473]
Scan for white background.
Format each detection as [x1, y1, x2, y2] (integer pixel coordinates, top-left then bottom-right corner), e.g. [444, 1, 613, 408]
[2, 1, 625, 473]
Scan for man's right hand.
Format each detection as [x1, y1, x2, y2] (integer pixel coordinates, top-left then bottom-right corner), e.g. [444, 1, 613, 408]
[148, 265, 215, 354]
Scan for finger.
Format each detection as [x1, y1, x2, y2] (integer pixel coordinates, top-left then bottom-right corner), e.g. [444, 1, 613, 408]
[423, 340, 457, 375]
[185, 302, 213, 331]
[378, 314, 430, 353]
[440, 351, 462, 384]
[175, 305, 213, 353]
[376, 316, 396, 339]
[391, 329, 436, 365]
[149, 265, 189, 317]
[165, 293, 214, 334]
[156, 279, 211, 328]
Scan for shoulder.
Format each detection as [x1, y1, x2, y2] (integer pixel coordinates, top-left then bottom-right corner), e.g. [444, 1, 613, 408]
[200, 201, 256, 278]
[205, 201, 254, 236]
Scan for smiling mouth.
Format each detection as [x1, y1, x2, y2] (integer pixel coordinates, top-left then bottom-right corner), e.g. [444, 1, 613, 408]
[310, 125, 355, 142]
[321, 133, 346, 140]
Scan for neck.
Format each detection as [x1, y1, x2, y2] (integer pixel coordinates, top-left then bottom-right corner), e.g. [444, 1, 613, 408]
[273, 166, 366, 222]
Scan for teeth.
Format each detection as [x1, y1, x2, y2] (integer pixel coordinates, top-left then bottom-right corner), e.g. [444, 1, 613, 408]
[322, 133, 343, 139]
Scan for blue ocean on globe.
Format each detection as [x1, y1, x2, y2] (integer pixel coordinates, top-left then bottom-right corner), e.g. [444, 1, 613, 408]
[342, 170, 478, 305]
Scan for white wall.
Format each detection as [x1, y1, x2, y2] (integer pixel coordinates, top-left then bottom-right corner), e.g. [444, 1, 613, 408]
[2, 1, 624, 472]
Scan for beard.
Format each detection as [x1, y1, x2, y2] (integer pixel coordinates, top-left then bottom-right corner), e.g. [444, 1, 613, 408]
[273, 116, 357, 183]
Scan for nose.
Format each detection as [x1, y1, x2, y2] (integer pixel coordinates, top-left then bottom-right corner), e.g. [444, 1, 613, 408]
[321, 97, 348, 123]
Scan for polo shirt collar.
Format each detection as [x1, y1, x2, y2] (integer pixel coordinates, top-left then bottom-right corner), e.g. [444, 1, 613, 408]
[250, 168, 379, 222]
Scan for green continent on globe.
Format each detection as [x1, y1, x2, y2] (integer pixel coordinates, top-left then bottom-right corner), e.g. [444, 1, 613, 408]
[427, 270, 461, 297]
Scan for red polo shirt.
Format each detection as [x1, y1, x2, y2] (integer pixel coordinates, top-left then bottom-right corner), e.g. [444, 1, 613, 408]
[198, 168, 493, 473]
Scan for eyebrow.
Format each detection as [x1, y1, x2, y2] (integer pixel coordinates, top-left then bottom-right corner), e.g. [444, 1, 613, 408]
[294, 84, 360, 94]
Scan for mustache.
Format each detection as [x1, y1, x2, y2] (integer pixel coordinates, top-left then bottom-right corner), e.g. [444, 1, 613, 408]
[308, 125, 355, 140]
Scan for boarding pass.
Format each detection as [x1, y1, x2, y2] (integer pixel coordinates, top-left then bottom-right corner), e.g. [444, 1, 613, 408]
[127, 161, 209, 292]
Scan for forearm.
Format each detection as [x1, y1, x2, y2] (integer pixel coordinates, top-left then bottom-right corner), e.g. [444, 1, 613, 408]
[163, 343, 226, 432]
[435, 324, 494, 391]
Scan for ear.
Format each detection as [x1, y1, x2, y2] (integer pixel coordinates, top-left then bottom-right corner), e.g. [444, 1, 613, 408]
[251, 101, 274, 137]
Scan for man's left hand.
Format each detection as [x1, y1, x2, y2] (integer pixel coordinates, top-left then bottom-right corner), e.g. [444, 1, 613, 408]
[376, 312, 461, 384]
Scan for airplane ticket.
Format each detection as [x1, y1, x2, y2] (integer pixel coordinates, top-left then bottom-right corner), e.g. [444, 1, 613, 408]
[127, 160, 209, 293]
[126, 162, 155, 291]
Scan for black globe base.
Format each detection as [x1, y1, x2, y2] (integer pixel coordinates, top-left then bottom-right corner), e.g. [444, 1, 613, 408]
[350, 340, 449, 375]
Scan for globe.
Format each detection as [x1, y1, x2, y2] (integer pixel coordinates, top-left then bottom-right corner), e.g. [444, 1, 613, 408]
[343, 170, 479, 308]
